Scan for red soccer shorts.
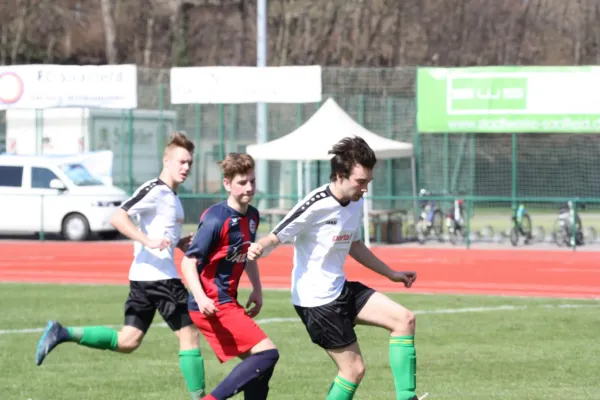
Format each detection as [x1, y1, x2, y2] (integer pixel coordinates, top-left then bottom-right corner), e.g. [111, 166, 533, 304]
[189, 302, 268, 363]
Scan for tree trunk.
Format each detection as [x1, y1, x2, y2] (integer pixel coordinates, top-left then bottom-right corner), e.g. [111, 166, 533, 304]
[100, 0, 118, 63]
[11, 0, 29, 64]
[144, 16, 155, 68]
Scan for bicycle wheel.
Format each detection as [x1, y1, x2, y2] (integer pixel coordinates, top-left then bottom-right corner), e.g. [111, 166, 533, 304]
[533, 226, 546, 243]
[509, 226, 519, 247]
[432, 209, 444, 241]
[416, 219, 427, 245]
[521, 213, 532, 242]
[553, 219, 566, 247]
[445, 217, 455, 244]
[404, 222, 417, 242]
[447, 219, 464, 245]
[584, 227, 597, 244]
[480, 225, 495, 241]
[575, 215, 584, 245]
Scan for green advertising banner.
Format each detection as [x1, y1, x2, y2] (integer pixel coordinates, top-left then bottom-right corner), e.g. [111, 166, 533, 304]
[417, 66, 600, 133]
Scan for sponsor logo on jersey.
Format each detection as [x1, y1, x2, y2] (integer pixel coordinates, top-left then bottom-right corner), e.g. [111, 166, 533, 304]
[226, 240, 252, 263]
[332, 232, 353, 244]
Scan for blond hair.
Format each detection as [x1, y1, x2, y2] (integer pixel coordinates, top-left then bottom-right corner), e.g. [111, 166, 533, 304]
[164, 131, 194, 156]
[218, 153, 255, 180]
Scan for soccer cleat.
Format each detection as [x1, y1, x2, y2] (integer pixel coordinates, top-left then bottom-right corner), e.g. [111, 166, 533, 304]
[409, 393, 430, 400]
[35, 320, 69, 366]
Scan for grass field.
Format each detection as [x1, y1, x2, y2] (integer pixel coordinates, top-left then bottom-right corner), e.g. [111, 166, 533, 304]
[3, 283, 599, 400]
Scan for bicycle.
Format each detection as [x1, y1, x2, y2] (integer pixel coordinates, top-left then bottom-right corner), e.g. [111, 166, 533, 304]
[509, 203, 532, 246]
[416, 189, 444, 244]
[552, 201, 584, 247]
[446, 197, 466, 245]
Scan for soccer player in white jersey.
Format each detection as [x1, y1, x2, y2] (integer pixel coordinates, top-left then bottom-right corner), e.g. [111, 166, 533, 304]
[248, 136, 426, 400]
[35, 132, 207, 400]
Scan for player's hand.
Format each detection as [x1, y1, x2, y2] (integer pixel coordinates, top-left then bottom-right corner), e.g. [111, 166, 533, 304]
[388, 270, 417, 288]
[245, 290, 263, 318]
[197, 296, 219, 317]
[247, 243, 263, 261]
[177, 232, 194, 252]
[145, 237, 172, 250]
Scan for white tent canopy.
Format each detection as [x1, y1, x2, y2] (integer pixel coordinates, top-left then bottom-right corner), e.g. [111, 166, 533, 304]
[246, 98, 413, 160]
[246, 97, 417, 247]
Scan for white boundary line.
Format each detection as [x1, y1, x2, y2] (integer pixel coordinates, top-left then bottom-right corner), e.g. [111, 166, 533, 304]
[1, 303, 598, 336]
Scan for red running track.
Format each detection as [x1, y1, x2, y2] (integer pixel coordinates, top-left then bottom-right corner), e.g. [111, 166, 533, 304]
[0, 242, 598, 299]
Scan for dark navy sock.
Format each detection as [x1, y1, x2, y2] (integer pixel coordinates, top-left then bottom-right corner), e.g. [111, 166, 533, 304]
[243, 364, 275, 400]
[210, 349, 279, 400]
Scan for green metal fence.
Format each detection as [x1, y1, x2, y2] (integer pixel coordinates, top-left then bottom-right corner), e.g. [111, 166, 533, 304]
[133, 67, 418, 211]
[3, 66, 600, 248]
[8, 192, 599, 251]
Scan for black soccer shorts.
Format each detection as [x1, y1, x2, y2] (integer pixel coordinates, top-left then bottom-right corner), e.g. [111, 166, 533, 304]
[293, 280, 376, 350]
[124, 279, 193, 333]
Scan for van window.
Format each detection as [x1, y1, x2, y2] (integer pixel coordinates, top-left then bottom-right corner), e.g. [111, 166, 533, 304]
[32, 167, 59, 189]
[0, 165, 23, 187]
[60, 163, 103, 186]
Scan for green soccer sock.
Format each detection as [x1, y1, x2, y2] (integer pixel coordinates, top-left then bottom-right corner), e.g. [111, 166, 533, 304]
[179, 348, 206, 400]
[389, 335, 417, 400]
[67, 326, 118, 351]
[326, 375, 358, 400]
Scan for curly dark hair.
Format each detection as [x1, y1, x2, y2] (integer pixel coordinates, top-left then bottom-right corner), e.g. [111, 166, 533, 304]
[218, 152, 255, 180]
[328, 136, 377, 181]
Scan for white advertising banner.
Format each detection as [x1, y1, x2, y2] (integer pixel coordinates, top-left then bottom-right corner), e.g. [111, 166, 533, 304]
[170, 66, 322, 104]
[0, 64, 137, 110]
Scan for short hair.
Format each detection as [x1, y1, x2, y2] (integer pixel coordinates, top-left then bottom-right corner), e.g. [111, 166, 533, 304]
[218, 152, 255, 180]
[165, 131, 194, 156]
[328, 136, 377, 180]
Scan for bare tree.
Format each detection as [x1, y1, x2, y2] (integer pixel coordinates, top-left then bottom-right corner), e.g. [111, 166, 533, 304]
[100, 0, 118, 63]
[2, 0, 599, 68]
[0, 1, 12, 65]
[12, 0, 31, 64]
[144, 12, 156, 68]
[390, 0, 404, 66]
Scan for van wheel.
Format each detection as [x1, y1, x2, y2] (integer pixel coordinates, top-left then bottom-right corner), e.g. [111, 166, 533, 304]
[62, 213, 90, 241]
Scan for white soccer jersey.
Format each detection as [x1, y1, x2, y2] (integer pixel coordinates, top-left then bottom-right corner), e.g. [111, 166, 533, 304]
[272, 184, 363, 307]
[120, 178, 184, 281]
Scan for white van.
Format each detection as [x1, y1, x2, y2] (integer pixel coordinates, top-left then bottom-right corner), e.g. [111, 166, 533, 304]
[0, 155, 128, 241]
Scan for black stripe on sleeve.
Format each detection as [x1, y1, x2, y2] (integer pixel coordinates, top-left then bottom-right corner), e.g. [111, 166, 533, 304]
[272, 189, 330, 235]
[120, 180, 159, 211]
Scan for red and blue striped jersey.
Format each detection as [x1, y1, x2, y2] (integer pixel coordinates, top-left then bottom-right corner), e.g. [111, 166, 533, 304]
[185, 201, 260, 308]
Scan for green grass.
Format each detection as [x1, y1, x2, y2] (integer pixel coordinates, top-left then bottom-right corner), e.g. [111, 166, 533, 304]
[2, 283, 600, 399]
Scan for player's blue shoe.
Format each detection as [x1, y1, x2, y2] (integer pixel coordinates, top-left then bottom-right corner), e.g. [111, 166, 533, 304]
[35, 320, 69, 366]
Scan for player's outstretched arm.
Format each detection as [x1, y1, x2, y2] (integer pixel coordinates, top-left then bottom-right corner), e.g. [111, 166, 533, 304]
[348, 240, 417, 288]
[110, 209, 171, 250]
[247, 233, 281, 261]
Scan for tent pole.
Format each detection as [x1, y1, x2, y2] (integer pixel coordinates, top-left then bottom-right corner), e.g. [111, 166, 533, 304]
[363, 181, 372, 248]
[411, 155, 418, 223]
[304, 161, 310, 196]
[297, 160, 303, 200]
